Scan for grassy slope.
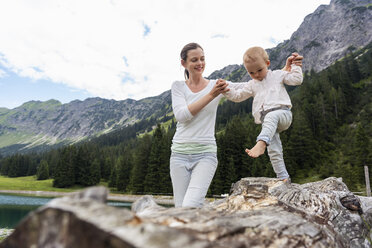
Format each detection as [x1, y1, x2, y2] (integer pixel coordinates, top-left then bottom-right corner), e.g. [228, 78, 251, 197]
[0, 175, 90, 192]
[0, 176, 131, 196]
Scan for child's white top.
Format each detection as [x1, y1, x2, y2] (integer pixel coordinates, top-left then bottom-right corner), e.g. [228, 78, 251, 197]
[225, 65, 303, 124]
[171, 79, 224, 145]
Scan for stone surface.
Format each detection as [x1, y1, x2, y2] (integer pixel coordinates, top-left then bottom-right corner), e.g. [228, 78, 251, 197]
[0, 229, 13, 240]
[1, 178, 371, 248]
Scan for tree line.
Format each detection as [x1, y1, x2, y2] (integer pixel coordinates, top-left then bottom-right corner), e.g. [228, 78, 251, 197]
[0, 43, 371, 195]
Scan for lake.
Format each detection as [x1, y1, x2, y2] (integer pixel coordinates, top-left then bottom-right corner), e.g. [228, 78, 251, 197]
[0, 193, 132, 228]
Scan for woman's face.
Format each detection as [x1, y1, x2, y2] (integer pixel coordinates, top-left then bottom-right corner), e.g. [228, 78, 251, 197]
[182, 47, 205, 77]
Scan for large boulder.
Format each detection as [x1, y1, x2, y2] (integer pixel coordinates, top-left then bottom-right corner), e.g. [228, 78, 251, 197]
[1, 177, 371, 248]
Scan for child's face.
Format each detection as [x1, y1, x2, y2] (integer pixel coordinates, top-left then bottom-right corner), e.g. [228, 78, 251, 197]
[244, 59, 270, 81]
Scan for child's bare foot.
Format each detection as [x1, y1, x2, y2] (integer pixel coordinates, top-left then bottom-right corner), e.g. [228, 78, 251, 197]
[245, 140, 266, 158]
[282, 178, 291, 184]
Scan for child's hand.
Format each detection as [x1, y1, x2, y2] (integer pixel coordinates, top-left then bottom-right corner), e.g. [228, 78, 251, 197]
[291, 52, 303, 67]
[216, 79, 230, 93]
[283, 53, 303, 71]
[210, 79, 229, 97]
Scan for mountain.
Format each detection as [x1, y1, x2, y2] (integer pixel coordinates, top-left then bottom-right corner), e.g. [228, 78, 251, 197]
[212, 0, 372, 82]
[1, 0, 371, 155]
[207, 64, 241, 80]
[0, 92, 172, 155]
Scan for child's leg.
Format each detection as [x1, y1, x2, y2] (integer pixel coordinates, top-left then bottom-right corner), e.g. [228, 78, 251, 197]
[267, 132, 289, 179]
[262, 110, 292, 179]
[247, 110, 292, 159]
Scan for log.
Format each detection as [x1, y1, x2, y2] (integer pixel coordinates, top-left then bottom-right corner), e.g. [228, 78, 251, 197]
[1, 177, 371, 248]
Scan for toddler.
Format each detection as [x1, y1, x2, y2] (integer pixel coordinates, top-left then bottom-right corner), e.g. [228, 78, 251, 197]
[225, 47, 303, 182]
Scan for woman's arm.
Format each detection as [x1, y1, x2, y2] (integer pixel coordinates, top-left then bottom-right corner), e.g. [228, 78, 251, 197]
[188, 80, 228, 116]
[171, 80, 228, 123]
[171, 82, 193, 123]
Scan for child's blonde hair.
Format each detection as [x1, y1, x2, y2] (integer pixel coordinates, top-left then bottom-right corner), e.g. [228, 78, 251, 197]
[243, 47, 269, 66]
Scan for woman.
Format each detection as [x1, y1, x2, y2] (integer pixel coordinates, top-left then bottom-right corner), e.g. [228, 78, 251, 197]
[170, 42, 302, 207]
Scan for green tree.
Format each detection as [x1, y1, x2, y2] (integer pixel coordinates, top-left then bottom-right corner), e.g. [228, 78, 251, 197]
[334, 162, 358, 191]
[37, 160, 49, 180]
[7, 155, 19, 177]
[47, 149, 60, 178]
[285, 110, 318, 179]
[218, 116, 249, 180]
[88, 158, 101, 186]
[108, 164, 118, 188]
[353, 124, 371, 182]
[116, 154, 132, 192]
[26, 156, 38, 176]
[53, 146, 77, 188]
[101, 156, 113, 181]
[223, 156, 237, 193]
[75, 145, 92, 186]
[127, 134, 152, 193]
[0, 158, 10, 176]
[144, 124, 171, 194]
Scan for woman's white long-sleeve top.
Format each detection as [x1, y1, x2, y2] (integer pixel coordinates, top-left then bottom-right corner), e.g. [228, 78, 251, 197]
[171, 79, 225, 145]
[225, 65, 303, 124]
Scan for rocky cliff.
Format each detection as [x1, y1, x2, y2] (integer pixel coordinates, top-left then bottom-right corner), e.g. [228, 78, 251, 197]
[211, 0, 372, 82]
[1, 177, 371, 247]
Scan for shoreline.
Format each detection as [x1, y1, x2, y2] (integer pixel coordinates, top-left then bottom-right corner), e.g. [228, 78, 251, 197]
[0, 189, 174, 206]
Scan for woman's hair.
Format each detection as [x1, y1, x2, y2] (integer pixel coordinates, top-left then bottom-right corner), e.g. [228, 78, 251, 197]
[180, 42, 203, 79]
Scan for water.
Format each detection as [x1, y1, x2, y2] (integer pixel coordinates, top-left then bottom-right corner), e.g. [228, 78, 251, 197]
[0, 194, 131, 228]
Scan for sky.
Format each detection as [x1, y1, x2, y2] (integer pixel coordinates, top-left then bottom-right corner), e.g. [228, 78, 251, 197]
[0, 0, 331, 109]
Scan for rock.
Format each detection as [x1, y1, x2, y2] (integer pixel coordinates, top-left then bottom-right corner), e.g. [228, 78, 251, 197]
[0, 186, 138, 248]
[1, 178, 371, 248]
[340, 194, 363, 214]
[131, 195, 167, 217]
[0, 229, 13, 240]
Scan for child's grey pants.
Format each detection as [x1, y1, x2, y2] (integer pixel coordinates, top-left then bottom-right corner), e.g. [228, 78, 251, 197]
[170, 152, 217, 208]
[256, 109, 292, 180]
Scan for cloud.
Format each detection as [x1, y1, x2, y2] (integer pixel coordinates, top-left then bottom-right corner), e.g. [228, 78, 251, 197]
[0, 0, 330, 101]
[122, 56, 129, 67]
[211, 34, 229, 39]
[0, 68, 7, 78]
[142, 22, 151, 37]
[269, 37, 282, 46]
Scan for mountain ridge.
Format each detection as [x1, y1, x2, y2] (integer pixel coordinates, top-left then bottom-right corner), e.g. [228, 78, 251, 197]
[211, 0, 372, 82]
[0, 91, 172, 154]
[1, 0, 371, 155]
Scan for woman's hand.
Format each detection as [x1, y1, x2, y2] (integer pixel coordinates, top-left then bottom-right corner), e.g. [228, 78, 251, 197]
[187, 79, 229, 116]
[283, 52, 303, 71]
[209, 79, 229, 98]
